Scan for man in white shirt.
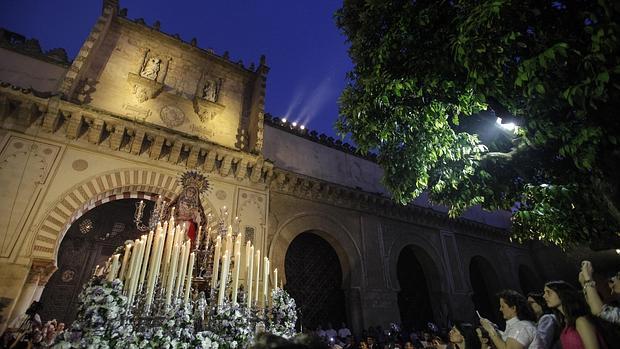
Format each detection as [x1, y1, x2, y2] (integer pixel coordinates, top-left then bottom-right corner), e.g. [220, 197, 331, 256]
[325, 322, 338, 342]
[338, 322, 352, 341]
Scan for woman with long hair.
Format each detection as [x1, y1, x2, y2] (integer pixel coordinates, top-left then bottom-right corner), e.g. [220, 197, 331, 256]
[448, 322, 481, 349]
[543, 281, 607, 349]
[527, 292, 560, 349]
[480, 289, 537, 349]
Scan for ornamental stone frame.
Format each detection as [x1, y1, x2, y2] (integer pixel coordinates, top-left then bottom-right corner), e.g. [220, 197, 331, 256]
[268, 211, 365, 334]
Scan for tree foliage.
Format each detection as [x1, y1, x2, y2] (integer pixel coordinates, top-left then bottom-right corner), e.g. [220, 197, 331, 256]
[335, 0, 620, 247]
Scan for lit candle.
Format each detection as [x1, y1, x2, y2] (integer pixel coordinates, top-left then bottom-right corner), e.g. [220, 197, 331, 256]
[217, 250, 230, 308]
[195, 226, 202, 250]
[107, 254, 120, 282]
[175, 241, 189, 300]
[165, 243, 180, 306]
[225, 226, 233, 255]
[119, 242, 133, 281]
[254, 249, 261, 306]
[138, 230, 154, 292]
[211, 236, 222, 293]
[247, 245, 254, 309]
[231, 251, 241, 304]
[161, 225, 175, 289]
[184, 252, 195, 303]
[145, 231, 164, 309]
[263, 257, 269, 307]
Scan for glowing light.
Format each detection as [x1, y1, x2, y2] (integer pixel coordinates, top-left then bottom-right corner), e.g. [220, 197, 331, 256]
[616, 249, 620, 255]
[281, 118, 287, 123]
[292, 122, 297, 127]
[300, 125, 305, 130]
[496, 117, 518, 132]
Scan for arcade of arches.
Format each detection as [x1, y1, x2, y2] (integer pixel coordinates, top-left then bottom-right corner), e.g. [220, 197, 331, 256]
[0, 2, 590, 335]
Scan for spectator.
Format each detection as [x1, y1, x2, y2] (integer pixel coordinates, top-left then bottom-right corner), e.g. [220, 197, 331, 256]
[480, 289, 537, 349]
[527, 292, 561, 349]
[448, 322, 480, 349]
[544, 280, 607, 349]
[475, 327, 494, 349]
[316, 325, 326, 341]
[338, 322, 352, 341]
[325, 323, 337, 343]
[579, 260, 620, 325]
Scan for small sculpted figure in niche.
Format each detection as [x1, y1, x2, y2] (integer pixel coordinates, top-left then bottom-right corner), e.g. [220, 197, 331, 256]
[202, 79, 219, 102]
[140, 57, 161, 80]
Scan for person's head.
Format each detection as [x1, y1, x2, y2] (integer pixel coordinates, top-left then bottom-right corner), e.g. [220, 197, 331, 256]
[359, 342, 369, 349]
[340, 322, 346, 329]
[544, 280, 588, 327]
[496, 289, 535, 321]
[449, 323, 481, 349]
[404, 341, 415, 349]
[608, 272, 620, 295]
[366, 336, 375, 346]
[57, 323, 65, 332]
[527, 292, 551, 318]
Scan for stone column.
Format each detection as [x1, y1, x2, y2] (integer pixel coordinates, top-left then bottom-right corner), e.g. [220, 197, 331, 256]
[7, 272, 40, 328]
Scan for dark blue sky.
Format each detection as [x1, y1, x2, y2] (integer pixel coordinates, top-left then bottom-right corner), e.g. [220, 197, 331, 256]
[0, 0, 352, 138]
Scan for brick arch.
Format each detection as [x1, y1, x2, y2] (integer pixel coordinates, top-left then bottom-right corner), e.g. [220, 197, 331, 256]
[268, 212, 365, 289]
[30, 168, 217, 263]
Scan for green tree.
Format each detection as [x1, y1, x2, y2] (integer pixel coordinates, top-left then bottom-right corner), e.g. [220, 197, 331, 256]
[335, 0, 620, 247]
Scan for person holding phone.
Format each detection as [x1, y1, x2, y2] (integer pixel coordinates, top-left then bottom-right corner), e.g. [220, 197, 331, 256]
[479, 290, 538, 349]
[579, 260, 620, 325]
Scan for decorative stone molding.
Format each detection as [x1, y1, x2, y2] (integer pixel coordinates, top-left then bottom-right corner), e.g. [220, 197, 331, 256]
[127, 72, 164, 103]
[30, 259, 58, 285]
[269, 167, 511, 242]
[0, 83, 274, 185]
[192, 97, 225, 123]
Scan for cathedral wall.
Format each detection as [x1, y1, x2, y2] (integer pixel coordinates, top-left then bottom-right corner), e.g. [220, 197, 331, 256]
[0, 48, 67, 92]
[74, 17, 261, 150]
[263, 125, 387, 195]
[266, 189, 534, 333]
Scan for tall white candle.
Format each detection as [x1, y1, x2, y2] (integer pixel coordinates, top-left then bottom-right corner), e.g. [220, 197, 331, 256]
[231, 251, 241, 304]
[247, 245, 254, 309]
[119, 242, 132, 281]
[175, 241, 189, 300]
[162, 226, 176, 289]
[195, 226, 202, 250]
[211, 236, 222, 293]
[244, 241, 251, 288]
[107, 254, 120, 282]
[145, 231, 164, 309]
[254, 249, 261, 306]
[184, 252, 195, 303]
[274, 268, 278, 291]
[165, 243, 180, 306]
[217, 250, 230, 308]
[124, 238, 140, 293]
[128, 239, 145, 304]
[225, 226, 233, 256]
[138, 230, 154, 292]
[263, 257, 269, 307]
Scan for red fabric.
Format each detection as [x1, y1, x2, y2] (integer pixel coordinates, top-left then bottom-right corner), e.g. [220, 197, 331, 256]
[560, 325, 608, 349]
[186, 220, 197, 248]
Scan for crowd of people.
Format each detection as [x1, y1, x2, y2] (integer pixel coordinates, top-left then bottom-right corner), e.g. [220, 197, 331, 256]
[1, 260, 618, 349]
[307, 260, 619, 349]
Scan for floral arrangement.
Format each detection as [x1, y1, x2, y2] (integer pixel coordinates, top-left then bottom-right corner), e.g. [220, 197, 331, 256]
[207, 301, 252, 349]
[54, 277, 298, 348]
[268, 288, 297, 339]
[56, 277, 132, 348]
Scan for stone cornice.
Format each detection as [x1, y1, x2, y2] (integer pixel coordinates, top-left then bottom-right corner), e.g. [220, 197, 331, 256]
[264, 113, 378, 162]
[0, 83, 274, 184]
[269, 167, 512, 242]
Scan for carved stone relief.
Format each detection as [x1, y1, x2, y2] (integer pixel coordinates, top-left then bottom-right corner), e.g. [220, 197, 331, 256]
[127, 49, 169, 103]
[193, 74, 225, 123]
[159, 105, 185, 128]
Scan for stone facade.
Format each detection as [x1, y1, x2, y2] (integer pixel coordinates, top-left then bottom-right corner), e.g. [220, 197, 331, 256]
[0, 0, 587, 335]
